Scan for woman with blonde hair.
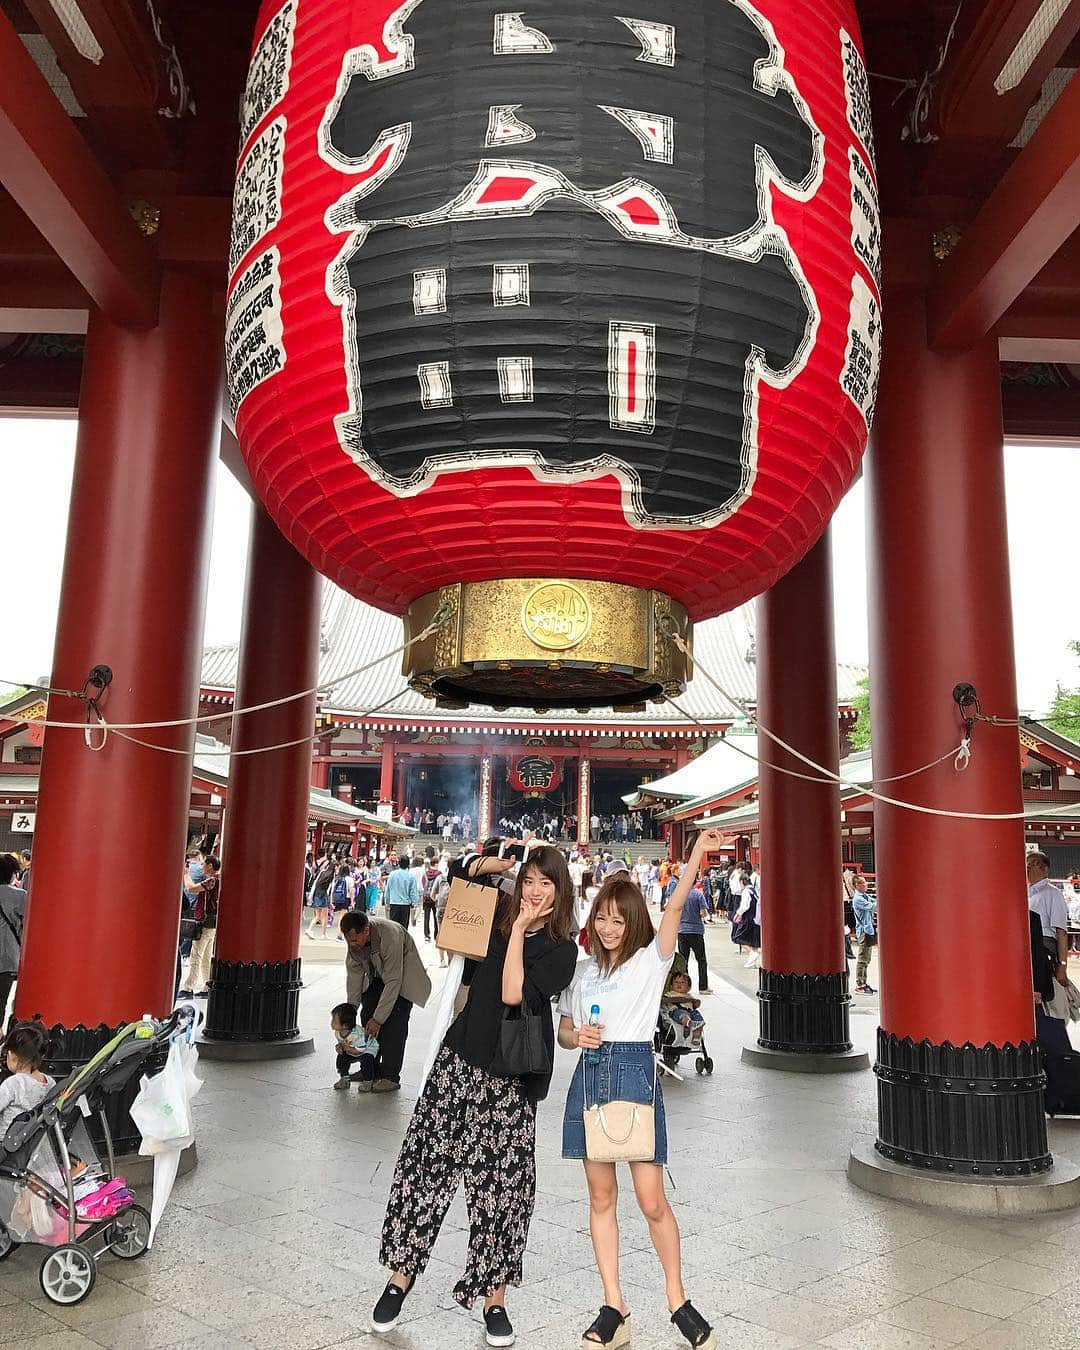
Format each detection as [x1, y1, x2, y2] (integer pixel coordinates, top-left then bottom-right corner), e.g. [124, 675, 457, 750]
[558, 829, 724, 1349]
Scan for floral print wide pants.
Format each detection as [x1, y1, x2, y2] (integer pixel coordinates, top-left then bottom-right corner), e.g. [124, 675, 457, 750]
[380, 1045, 537, 1307]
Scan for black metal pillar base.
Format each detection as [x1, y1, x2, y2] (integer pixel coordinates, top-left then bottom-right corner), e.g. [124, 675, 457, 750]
[872, 1029, 1051, 1178]
[749, 969, 864, 1070]
[196, 1034, 314, 1061]
[43, 1023, 166, 1156]
[742, 1043, 869, 1073]
[203, 957, 310, 1051]
[849, 1140, 1080, 1216]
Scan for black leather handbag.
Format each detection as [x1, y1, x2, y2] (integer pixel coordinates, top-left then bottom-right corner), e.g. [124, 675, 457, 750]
[492, 1002, 550, 1078]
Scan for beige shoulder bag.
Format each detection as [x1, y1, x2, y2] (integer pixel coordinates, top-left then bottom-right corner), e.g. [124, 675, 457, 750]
[583, 1060, 658, 1163]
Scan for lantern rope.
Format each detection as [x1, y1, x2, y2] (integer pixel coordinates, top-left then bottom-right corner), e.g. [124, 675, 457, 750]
[664, 696, 965, 788]
[0, 604, 453, 733]
[662, 633, 1026, 821]
[107, 692, 405, 758]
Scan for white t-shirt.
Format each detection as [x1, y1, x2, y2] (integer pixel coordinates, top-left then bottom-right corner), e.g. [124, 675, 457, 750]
[559, 938, 674, 1044]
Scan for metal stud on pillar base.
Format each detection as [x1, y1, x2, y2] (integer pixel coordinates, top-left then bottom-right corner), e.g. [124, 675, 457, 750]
[741, 970, 869, 1073]
[200, 958, 314, 1061]
[872, 1030, 1049, 1176]
[848, 1030, 1080, 1216]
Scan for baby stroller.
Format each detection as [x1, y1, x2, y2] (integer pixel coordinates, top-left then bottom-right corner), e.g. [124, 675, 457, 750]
[654, 955, 714, 1076]
[0, 1007, 194, 1305]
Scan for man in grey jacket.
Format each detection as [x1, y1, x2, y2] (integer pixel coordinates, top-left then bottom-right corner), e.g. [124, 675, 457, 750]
[341, 911, 431, 1092]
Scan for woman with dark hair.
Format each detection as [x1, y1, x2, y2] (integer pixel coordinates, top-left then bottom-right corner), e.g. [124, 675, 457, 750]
[558, 829, 725, 1350]
[371, 844, 577, 1347]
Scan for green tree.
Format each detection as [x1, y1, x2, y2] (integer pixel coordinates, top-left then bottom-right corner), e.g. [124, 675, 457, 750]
[849, 673, 872, 750]
[849, 674, 871, 751]
[1047, 641, 1080, 737]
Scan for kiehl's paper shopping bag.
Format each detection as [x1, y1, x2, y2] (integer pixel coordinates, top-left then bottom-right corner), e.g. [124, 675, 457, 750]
[436, 877, 498, 960]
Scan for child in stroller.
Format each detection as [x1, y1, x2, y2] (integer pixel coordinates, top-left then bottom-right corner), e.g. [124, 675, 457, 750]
[0, 1008, 193, 1306]
[655, 956, 714, 1075]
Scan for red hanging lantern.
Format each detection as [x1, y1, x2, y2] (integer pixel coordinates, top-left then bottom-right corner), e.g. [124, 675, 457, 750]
[229, 0, 879, 709]
[507, 751, 563, 797]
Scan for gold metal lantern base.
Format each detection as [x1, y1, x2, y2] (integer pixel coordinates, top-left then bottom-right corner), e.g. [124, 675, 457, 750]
[404, 579, 693, 711]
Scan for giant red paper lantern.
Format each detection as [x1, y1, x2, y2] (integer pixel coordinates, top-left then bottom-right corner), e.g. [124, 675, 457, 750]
[228, 0, 879, 708]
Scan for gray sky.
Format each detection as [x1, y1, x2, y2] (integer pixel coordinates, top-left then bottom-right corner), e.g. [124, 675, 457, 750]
[1, 416, 1077, 716]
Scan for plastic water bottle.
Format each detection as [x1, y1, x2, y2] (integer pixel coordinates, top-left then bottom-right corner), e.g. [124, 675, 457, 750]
[584, 1004, 602, 1066]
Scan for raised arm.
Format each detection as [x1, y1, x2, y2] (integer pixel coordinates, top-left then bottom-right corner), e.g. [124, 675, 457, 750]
[657, 829, 725, 959]
[465, 852, 516, 879]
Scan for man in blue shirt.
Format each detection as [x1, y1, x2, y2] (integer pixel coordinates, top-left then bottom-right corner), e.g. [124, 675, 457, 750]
[383, 855, 420, 930]
[852, 875, 877, 994]
[677, 868, 712, 995]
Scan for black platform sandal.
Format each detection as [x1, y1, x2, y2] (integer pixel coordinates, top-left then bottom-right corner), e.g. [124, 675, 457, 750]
[582, 1305, 630, 1347]
[670, 1300, 715, 1349]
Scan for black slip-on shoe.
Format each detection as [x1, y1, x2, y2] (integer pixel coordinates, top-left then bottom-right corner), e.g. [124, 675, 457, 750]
[484, 1304, 516, 1347]
[371, 1276, 414, 1332]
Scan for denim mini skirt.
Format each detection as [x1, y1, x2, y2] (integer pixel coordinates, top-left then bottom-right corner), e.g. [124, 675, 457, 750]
[561, 1041, 667, 1165]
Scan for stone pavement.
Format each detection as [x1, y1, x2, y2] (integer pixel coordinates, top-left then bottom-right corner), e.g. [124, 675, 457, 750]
[4, 925, 1080, 1350]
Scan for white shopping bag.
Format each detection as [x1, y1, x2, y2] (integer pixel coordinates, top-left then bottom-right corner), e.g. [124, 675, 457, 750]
[129, 1036, 203, 1246]
[130, 1039, 196, 1141]
[419, 955, 465, 1092]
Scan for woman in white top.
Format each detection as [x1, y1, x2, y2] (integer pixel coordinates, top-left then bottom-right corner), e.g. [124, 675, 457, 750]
[557, 829, 724, 1350]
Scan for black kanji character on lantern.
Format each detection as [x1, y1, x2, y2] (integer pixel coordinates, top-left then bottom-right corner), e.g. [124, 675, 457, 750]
[326, 0, 818, 240]
[516, 756, 556, 790]
[335, 198, 809, 524]
[325, 0, 822, 526]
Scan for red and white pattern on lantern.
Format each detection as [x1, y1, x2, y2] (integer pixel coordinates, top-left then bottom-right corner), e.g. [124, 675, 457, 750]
[609, 322, 656, 434]
[228, 0, 881, 622]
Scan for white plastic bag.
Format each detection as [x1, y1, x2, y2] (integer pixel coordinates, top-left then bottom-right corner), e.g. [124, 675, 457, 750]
[130, 1040, 195, 1141]
[419, 955, 465, 1092]
[128, 1036, 203, 1247]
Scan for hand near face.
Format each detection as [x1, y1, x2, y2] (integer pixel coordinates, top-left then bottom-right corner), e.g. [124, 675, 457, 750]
[516, 893, 554, 929]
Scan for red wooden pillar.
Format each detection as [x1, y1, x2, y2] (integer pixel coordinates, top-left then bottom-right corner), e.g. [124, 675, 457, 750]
[746, 531, 866, 1071]
[14, 276, 220, 1132]
[310, 735, 331, 789]
[379, 733, 395, 806]
[203, 503, 321, 1052]
[862, 288, 1047, 1177]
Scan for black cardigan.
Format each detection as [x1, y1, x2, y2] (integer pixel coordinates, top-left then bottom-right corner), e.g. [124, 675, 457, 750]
[444, 920, 577, 1103]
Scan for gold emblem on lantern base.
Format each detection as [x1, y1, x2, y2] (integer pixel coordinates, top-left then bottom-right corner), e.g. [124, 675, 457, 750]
[403, 578, 692, 711]
[521, 582, 592, 650]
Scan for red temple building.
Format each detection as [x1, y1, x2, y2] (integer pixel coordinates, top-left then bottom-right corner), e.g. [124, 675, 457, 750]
[2, 0, 1080, 1207]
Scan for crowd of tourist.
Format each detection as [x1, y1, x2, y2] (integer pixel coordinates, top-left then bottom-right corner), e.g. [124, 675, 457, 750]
[394, 802, 659, 844]
[9, 828, 1080, 1348]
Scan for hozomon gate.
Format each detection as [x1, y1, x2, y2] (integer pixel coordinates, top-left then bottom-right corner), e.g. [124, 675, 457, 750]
[2, 0, 1079, 1205]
